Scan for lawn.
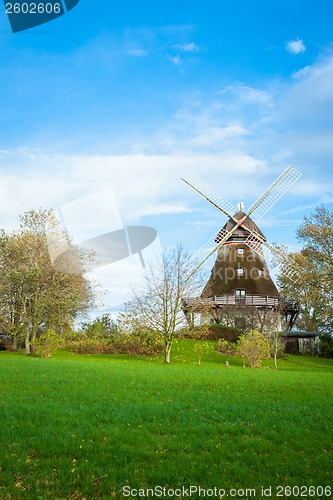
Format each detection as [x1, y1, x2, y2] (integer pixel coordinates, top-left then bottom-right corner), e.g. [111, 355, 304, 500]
[0, 341, 332, 500]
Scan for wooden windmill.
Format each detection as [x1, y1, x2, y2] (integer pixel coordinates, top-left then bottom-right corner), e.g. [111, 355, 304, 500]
[181, 166, 301, 332]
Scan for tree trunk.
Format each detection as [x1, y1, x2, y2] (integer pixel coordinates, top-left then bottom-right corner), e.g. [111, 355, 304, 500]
[30, 330, 37, 355]
[10, 337, 18, 351]
[273, 336, 278, 369]
[274, 349, 278, 369]
[25, 333, 30, 355]
[165, 341, 172, 363]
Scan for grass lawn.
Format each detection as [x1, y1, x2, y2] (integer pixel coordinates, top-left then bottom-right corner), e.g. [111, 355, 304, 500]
[0, 340, 332, 499]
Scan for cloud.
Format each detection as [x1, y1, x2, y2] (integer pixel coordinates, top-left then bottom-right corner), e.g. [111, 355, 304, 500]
[126, 48, 148, 57]
[275, 52, 333, 171]
[286, 39, 306, 55]
[168, 54, 182, 66]
[173, 42, 199, 53]
[217, 84, 272, 106]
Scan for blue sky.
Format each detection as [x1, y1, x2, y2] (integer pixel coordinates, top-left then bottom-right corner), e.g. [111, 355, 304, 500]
[0, 1, 333, 309]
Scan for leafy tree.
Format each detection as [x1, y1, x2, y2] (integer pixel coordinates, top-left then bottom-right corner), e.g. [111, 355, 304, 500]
[81, 314, 119, 338]
[279, 206, 333, 331]
[124, 244, 203, 363]
[0, 209, 95, 354]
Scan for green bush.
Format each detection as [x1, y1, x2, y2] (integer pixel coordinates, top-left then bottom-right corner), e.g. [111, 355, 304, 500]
[217, 339, 238, 356]
[181, 324, 242, 342]
[319, 333, 333, 358]
[67, 328, 163, 356]
[67, 334, 109, 354]
[237, 329, 271, 368]
[33, 329, 62, 358]
[106, 329, 163, 356]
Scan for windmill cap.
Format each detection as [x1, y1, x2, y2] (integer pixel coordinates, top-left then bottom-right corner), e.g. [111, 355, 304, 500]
[222, 211, 266, 241]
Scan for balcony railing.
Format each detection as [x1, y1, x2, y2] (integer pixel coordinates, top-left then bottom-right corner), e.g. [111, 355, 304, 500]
[183, 295, 280, 308]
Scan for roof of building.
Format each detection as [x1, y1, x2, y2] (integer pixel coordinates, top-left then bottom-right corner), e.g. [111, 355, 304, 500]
[286, 331, 323, 338]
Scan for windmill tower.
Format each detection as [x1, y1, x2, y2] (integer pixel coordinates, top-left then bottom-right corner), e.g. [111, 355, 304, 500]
[182, 167, 301, 332]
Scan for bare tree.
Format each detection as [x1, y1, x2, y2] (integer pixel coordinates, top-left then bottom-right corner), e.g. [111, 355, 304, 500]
[125, 244, 203, 363]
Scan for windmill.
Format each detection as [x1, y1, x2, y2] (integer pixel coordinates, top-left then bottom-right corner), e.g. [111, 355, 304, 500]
[181, 166, 301, 332]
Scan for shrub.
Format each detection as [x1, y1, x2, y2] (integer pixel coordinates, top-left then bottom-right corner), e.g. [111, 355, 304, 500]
[68, 334, 109, 354]
[319, 333, 333, 358]
[193, 342, 213, 365]
[181, 324, 241, 342]
[33, 329, 62, 358]
[217, 339, 237, 356]
[106, 329, 163, 356]
[237, 329, 271, 368]
[67, 327, 163, 356]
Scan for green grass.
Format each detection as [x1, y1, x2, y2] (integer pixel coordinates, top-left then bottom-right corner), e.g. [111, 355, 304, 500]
[0, 341, 332, 499]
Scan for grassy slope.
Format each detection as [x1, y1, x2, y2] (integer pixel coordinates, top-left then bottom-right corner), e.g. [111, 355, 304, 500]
[0, 341, 332, 499]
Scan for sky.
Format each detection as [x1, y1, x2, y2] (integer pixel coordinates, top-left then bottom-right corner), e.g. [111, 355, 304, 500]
[0, 1, 333, 312]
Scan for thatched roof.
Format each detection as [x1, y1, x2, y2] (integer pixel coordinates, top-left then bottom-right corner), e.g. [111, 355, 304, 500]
[215, 211, 266, 242]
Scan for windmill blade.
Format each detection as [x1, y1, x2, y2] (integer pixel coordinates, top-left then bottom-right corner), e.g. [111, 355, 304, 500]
[279, 263, 301, 283]
[247, 166, 302, 220]
[244, 231, 265, 258]
[181, 172, 237, 219]
[244, 227, 301, 282]
[187, 228, 230, 279]
[270, 251, 301, 283]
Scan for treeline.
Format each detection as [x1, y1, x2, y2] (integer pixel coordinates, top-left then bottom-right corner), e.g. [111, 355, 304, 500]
[279, 206, 333, 332]
[0, 209, 94, 354]
[1, 205, 333, 363]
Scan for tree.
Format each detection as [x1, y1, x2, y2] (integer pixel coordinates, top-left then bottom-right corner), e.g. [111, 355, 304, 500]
[268, 330, 285, 369]
[193, 342, 213, 366]
[0, 209, 95, 354]
[124, 244, 203, 363]
[278, 206, 333, 332]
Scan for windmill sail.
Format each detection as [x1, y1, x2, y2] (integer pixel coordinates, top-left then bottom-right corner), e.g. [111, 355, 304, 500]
[244, 231, 265, 258]
[181, 172, 237, 219]
[187, 229, 229, 278]
[245, 227, 301, 282]
[248, 166, 302, 220]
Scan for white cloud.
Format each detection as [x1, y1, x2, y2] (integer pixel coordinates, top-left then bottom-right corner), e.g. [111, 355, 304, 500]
[126, 48, 147, 57]
[168, 54, 182, 66]
[217, 84, 272, 106]
[276, 53, 333, 167]
[286, 39, 306, 55]
[173, 42, 199, 53]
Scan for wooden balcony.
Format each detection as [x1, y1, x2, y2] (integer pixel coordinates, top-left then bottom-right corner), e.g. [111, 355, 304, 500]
[183, 294, 280, 308]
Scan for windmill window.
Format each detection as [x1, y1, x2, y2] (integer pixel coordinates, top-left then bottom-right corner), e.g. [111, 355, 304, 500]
[237, 248, 244, 255]
[235, 289, 246, 302]
[237, 268, 244, 276]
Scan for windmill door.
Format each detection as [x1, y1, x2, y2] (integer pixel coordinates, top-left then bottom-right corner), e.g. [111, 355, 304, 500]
[235, 289, 246, 305]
